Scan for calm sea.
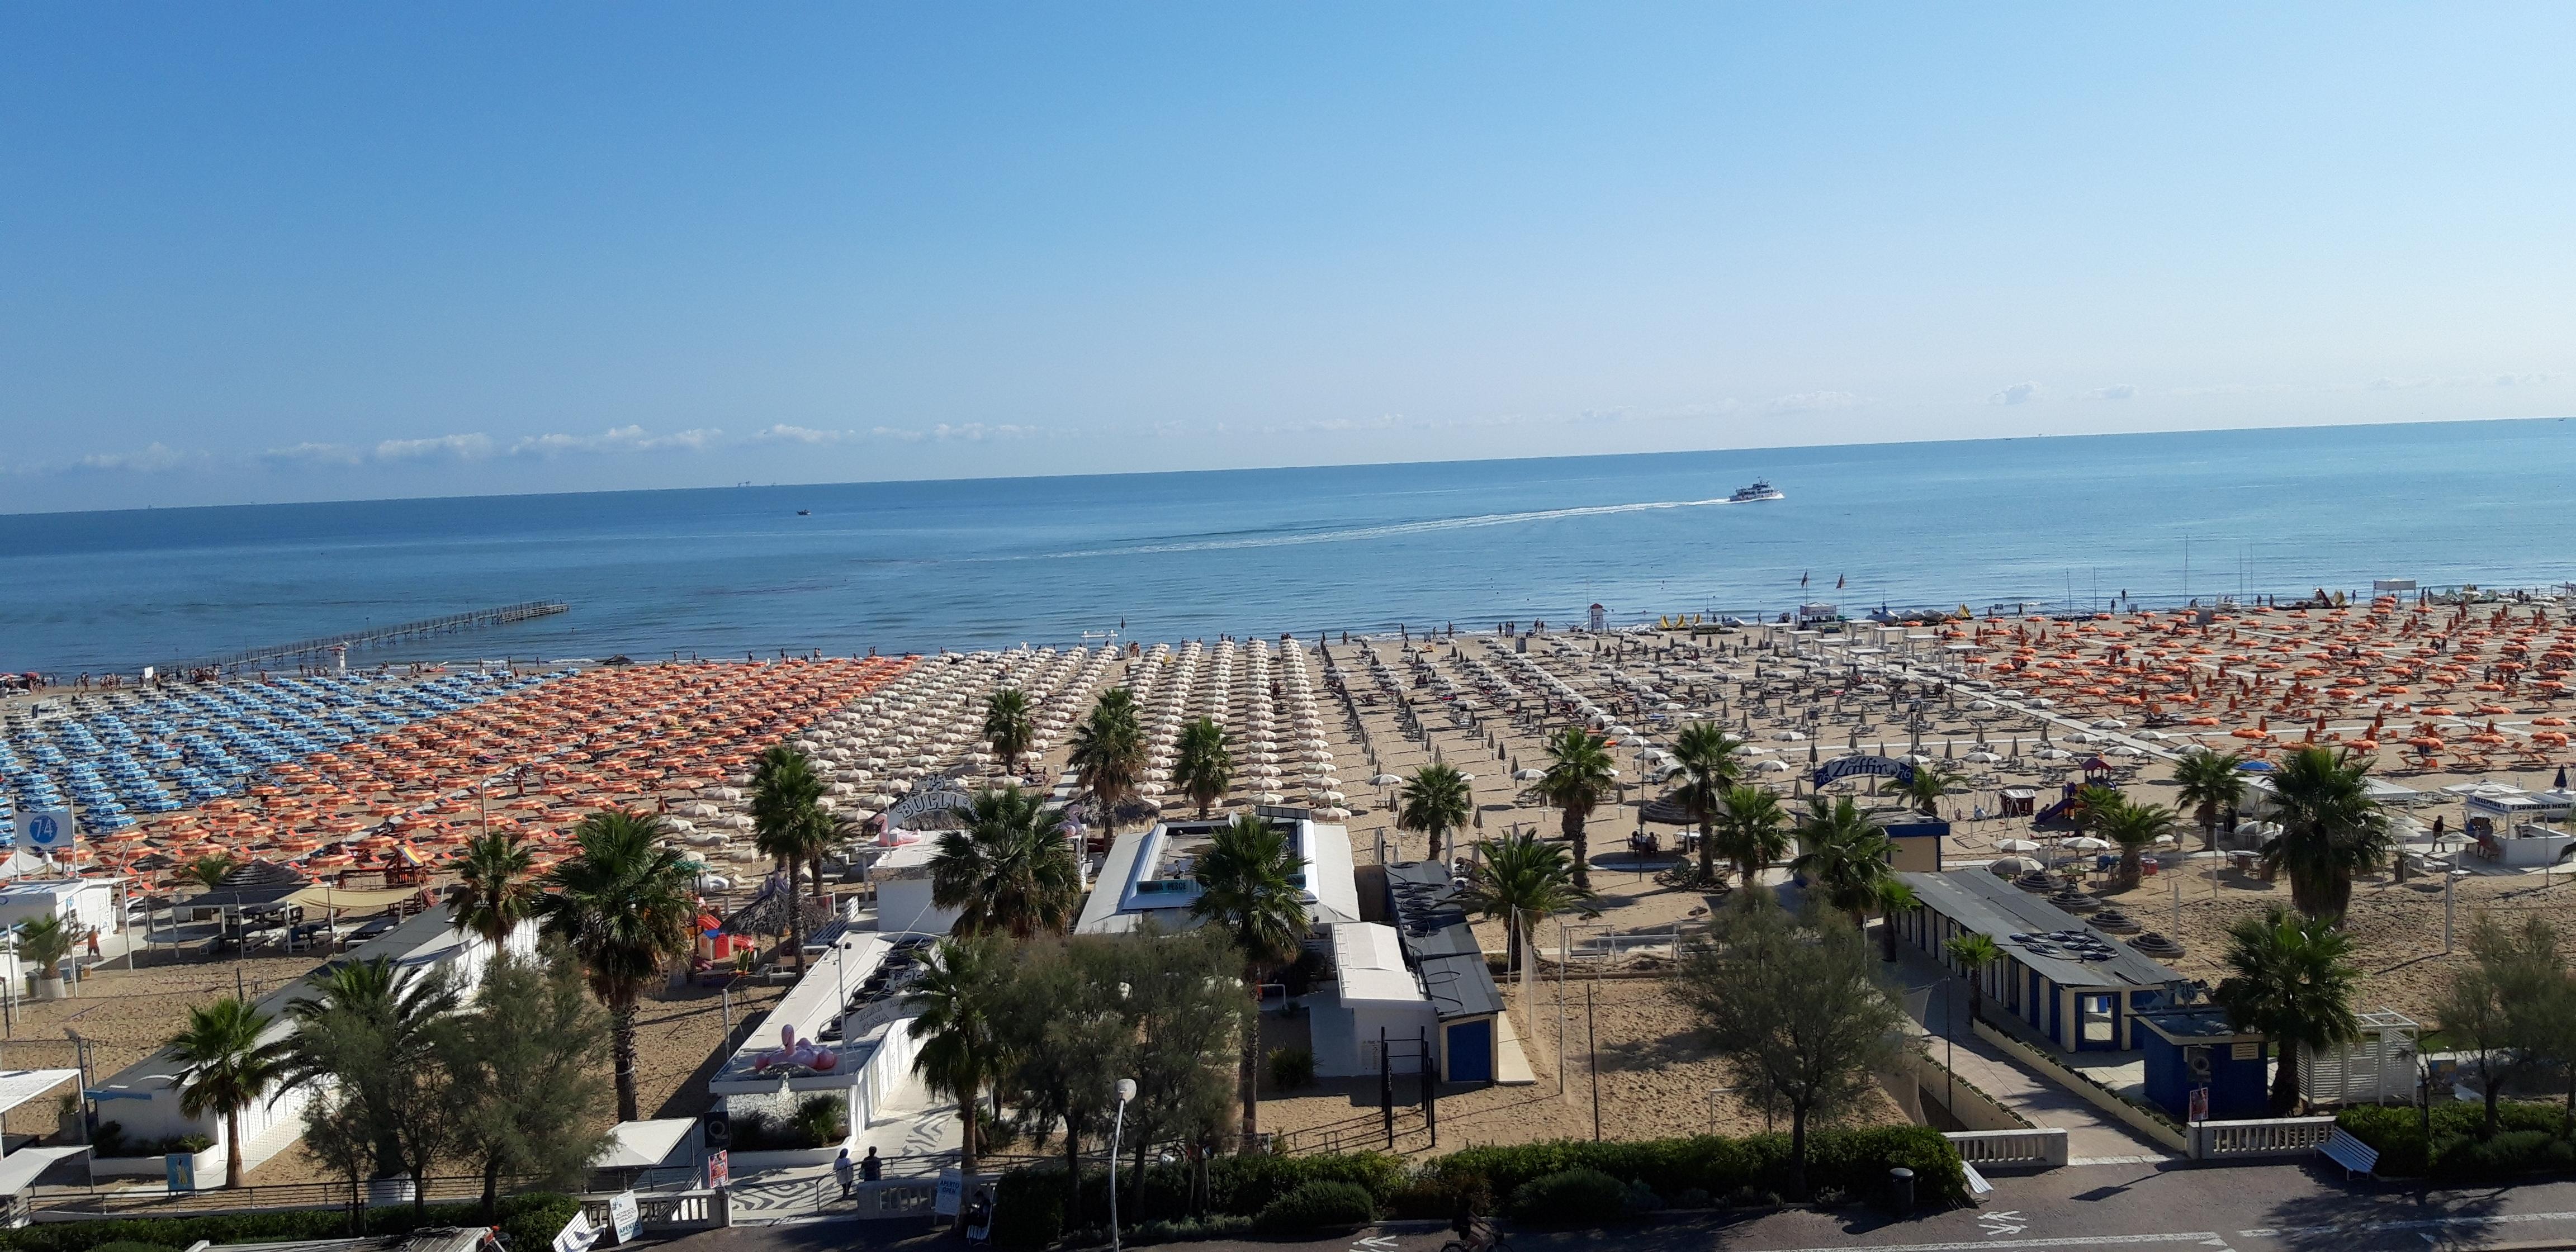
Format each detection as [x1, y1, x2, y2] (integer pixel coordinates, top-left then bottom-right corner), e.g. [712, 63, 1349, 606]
[7, 418, 2576, 675]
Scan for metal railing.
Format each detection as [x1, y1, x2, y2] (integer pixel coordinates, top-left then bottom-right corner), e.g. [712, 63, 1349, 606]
[577, 1189, 728, 1232]
[176, 601, 570, 673]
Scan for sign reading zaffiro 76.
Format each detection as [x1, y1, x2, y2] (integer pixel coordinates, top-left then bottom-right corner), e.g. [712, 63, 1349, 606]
[1810, 755, 1917, 789]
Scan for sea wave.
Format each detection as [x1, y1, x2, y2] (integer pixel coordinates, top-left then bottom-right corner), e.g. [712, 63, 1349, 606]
[1021, 496, 1739, 561]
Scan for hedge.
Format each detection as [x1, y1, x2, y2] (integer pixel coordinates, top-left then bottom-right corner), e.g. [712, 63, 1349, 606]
[1252, 1180, 1376, 1236]
[992, 1153, 1405, 1249]
[989, 1127, 1966, 1246]
[0, 1193, 582, 1252]
[1418, 1126, 1969, 1210]
[1504, 1169, 1626, 1226]
[2338, 1102, 2576, 1178]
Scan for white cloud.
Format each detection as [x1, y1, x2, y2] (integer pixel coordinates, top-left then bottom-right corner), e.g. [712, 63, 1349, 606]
[2367, 376, 2440, 391]
[510, 425, 723, 456]
[74, 442, 195, 473]
[865, 423, 1046, 443]
[2497, 372, 2561, 387]
[1988, 381, 2044, 406]
[2083, 383, 2137, 400]
[259, 441, 365, 467]
[1765, 391, 1859, 415]
[374, 432, 494, 462]
[751, 424, 853, 445]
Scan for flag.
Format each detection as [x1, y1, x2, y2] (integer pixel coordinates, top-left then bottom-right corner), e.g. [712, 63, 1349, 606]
[1836, 574, 1845, 589]
[1801, 572, 1810, 587]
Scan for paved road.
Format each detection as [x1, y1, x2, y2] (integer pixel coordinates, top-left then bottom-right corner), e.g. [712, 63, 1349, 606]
[668, 1162, 2576, 1252]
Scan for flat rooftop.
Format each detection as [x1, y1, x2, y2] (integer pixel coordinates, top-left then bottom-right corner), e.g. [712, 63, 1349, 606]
[1900, 870, 2183, 992]
[1384, 861, 1501, 1021]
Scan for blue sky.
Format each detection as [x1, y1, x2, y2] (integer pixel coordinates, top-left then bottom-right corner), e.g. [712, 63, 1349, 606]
[6, 4, 2574, 512]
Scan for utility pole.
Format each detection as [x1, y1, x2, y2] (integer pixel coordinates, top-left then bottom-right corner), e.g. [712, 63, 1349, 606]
[1588, 980, 1601, 1142]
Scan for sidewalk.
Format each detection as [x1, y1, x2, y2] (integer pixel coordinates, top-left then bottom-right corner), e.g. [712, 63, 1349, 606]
[1888, 944, 2176, 1166]
[724, 1070, 963, 1225]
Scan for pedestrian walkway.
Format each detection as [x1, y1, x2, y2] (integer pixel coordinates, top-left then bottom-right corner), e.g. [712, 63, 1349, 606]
[1890, 945, 2177, 1165]
[724, 1069, 963, 1225]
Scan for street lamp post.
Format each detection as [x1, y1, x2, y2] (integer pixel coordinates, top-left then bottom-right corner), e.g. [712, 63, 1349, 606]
[1109, 1078, 1138, 1252]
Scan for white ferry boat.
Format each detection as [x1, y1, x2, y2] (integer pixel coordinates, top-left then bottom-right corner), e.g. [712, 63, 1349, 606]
[1729, 480, 1784, 502]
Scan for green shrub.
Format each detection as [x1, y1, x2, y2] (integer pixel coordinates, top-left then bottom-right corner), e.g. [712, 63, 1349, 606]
[1253, 1180, 1376, 1236]
[1505, 1169, 1627, 1226]
[1126, 1215, 1254, 1246]
[1421, 1126, 1968, 1207]
[82, 1242, 174, 1252]
[1269, 1046, 1316, 1090]
[2340, 1102, 2575, 1178]
[792, 1094, 849, 1145]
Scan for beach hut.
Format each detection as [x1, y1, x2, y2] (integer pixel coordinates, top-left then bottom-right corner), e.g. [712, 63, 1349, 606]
[2134, 1004, 2270, 1122]
[1313, 921, 1439, 1078]
[1881, 817, 1948, 872]
[1380, 861, 1509, 1084]
[1895, 870, 2186, 1054]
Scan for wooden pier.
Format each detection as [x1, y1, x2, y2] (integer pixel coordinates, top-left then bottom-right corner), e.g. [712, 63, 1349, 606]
[177, 600, 570, 673]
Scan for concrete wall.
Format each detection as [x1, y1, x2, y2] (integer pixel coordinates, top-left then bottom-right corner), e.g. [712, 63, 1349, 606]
[873, 879, 960, 937]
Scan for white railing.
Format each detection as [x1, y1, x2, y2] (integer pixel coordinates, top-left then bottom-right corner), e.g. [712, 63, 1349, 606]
[579, 1188, 730, 1231]
[2190, 1116, 2337, 1160]
[1944, 1128, 2070, 1168]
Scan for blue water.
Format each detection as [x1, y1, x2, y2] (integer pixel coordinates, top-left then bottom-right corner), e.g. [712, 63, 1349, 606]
[7, 418, 2576, 675]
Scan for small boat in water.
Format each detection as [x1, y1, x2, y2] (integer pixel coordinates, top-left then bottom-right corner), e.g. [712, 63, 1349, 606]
[796, 509, 811, 516]
[1729, 480, 1783, 503]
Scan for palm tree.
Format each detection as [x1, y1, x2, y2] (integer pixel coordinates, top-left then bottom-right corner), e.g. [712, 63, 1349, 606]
[1190, 814, 1309, 1142]
[279, 955, 463, 1209]
[1670, 723, 1745, 884]
[2260, 746, 2393, 922]
[1069, 696, 1145, 837]
[2096, 798, 2177, 891]
[2069, 784, 2124, 840]
[166, 995, 291, 1188]
[929, 785, 1083, 938]
[1533, 727, 1618, 890]
[1788, 795, 1893, 930]
[983, 688, 1037, 780]
[906, 935, 1008, 1186]
[2172, 748, 2250, 850]
[1712, 785, 1791, 890]
[448, 829, 539, 947]
[1945, 932, 2001, 1025]
[1175, 717, 1233, 817]
[1871, 877, 1919, 962]
[2213, 904, 2362, 1113]
[185, 853, 236, 894]
[16, 915, 74, 987]
[1896, 763, 1966, 818]
[536, 808, 700, 1121]
[1396, 762, 1474, 865]
[1456, 832, 1597, 974]
[751, 746, 834, 970]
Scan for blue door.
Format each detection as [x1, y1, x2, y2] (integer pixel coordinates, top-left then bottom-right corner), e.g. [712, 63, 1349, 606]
[1445, 1019, 1493, 1084]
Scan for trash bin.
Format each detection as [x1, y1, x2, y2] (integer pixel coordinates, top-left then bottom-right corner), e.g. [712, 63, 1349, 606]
[1887, 1166, 1915, 1213]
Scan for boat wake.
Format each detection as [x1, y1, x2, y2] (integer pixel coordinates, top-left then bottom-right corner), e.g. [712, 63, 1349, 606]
[1022, 496, 1740, 561]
